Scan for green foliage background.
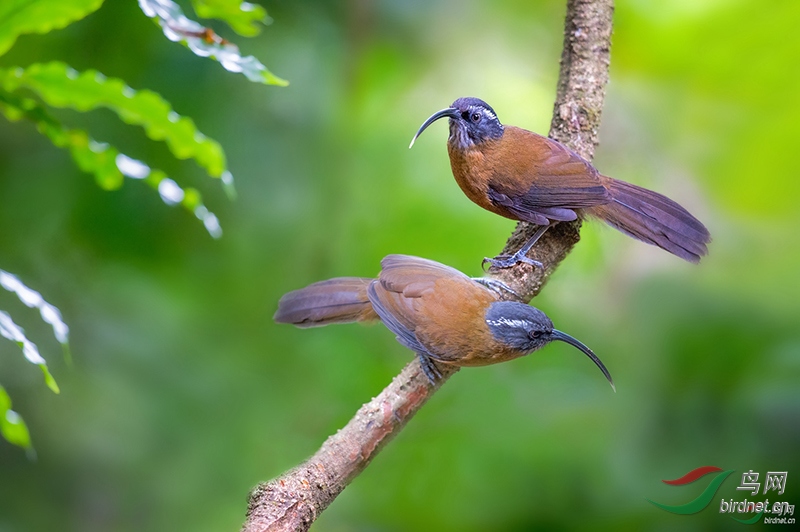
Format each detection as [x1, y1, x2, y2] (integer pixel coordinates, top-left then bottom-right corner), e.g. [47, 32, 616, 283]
[1, 1, 798, 530]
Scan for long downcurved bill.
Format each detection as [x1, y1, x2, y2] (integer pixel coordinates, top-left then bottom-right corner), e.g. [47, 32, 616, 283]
[409, 108, 460, 148]
[552, 330, 615, 392]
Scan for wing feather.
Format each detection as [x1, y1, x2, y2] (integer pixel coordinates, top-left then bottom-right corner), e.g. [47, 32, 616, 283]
[379, 254, 469, 295]
[487, 128, 611, 223]
[367, 280, 434, 357]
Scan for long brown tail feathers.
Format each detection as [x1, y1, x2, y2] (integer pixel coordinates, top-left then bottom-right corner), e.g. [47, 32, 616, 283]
[273, 277, 377, 327]
[589, 177, 711, 263]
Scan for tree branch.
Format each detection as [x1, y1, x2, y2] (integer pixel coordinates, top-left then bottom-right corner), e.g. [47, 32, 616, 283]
[488, 0, 614, 301]
[242, 1, 614, 530]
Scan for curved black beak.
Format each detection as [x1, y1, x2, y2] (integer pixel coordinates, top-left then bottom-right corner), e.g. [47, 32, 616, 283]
[409, 108, 461, 148]
[551, 330, 615, 392]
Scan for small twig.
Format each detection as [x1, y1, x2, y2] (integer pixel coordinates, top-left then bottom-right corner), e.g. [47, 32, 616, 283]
[242, 1, 614, 530]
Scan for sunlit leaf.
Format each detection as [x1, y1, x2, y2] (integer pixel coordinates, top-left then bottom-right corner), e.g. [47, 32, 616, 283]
[0, 387, 9, 412]
[0, 91, 222, 237]
[0, 62, 230, 182]
[0, 385, 32, 451]
[0, 89, 124, 189]
[0, 0, 104, 58]
[138, 0, 288, 86]
[117, 154, 223, 237]
[192, 0, 269, 37]
[0, 311, 59, 394]
[0, 268, 71, 365]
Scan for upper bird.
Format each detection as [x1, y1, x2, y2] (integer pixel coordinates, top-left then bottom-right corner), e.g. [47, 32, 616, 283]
[274, 254, 613, 388]
[410, 97, 711, 268]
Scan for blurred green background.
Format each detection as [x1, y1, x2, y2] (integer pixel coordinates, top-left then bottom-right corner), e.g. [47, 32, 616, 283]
[1, 0, 799, 530]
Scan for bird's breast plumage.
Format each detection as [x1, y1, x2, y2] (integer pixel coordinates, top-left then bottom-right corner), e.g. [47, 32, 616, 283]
[447, 138, 520, 220]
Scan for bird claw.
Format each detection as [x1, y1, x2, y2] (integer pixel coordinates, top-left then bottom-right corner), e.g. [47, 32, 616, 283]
[482, 253, 543, 270]
[418, 353, 443, 384]
[472, 277, 522, 299]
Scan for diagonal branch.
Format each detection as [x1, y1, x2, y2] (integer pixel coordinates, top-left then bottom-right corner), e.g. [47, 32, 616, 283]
[242, 1, 614, 530]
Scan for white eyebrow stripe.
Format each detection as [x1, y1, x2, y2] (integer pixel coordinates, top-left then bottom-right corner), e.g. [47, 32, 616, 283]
[486, 317, 527, 328]
[468, 106, 496, 121]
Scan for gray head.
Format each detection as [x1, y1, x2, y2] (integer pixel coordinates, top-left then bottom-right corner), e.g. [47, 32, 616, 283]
[485, 301, 614, 390]
[409, 96, 504, 150]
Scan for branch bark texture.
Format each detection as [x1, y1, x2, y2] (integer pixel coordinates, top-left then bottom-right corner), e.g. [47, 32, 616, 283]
[243, 1, 614, 530]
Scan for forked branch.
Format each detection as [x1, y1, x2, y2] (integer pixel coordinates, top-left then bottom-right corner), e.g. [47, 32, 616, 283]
[242, 1, 614, 530]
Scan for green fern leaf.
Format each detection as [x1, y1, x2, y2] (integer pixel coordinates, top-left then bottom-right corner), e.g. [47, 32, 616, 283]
[0, 88, 125, 189]
[0, 311, 59, 394]
[0, 268, 70, 365]
[0, 62, 231, 189]
[192, 0, 269, 37]
[0, 385, 33, 452]
[0, 91, 222, 237]
[0, 0, 104, 58]
[139, 0, 288, 86]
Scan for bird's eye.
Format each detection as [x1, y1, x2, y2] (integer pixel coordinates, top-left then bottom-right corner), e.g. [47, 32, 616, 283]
[529, 330, 543, 339]
[471, 112, 481, 122]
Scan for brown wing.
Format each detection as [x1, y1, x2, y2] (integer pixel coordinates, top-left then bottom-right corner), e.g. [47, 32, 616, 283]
[486, 127, 611, 224]
[378, 254, 470, 297]
[367, 280, 429, 354]
[366, 255, 466, 358]
[369, 255, 495, 362]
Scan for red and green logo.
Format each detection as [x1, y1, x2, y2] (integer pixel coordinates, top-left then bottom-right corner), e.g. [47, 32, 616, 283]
[649, 466, 795, 525]
[647, 466, 767, 525]
[647, 466, 734, 514]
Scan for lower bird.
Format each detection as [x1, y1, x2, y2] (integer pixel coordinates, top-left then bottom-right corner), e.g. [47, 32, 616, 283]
[274, 254, 613, 388]
[410, 97, 711, 268]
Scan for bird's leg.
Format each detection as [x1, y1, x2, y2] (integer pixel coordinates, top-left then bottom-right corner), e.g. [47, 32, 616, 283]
[483, 224, 552, 270]
[472, 277, 522, 300]
[417, 353, 443, 384]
